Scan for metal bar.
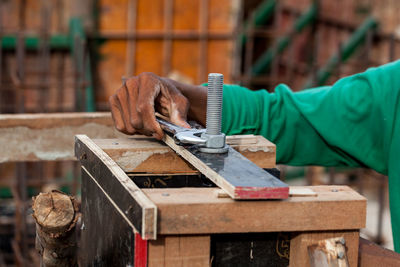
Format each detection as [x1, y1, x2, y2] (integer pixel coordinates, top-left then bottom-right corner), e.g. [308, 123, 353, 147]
[198, 0, 208, 82]
[91, 31, 234, 40]
[0, 0, 3, 108]
[232, 0, 245, 84]
[1, 35, 70, 50]
[244, 12, 255, 88]
[125, 0, 137, 77]
[39, 0, 51, 112]
[269, 0, 282, 90]
[73, 36, 82, 111]
[162, 0, 173, 76]
[55, 0, 63, 110]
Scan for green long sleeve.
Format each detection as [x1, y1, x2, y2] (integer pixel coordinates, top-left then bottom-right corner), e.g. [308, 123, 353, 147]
[220, 60, 400, 251]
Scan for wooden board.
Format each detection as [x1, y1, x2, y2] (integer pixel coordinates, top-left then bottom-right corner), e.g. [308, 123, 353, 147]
[142, 186, 366, 235]
[94, 135, 276, 174]
[358, 237, 400, 267]
[80, 170, 135, 266]
[162, 134, 287, 199]
[0, 112, 122, 162]
[0, 112, 276, 168]
[148, 235, 210, 267]
[75, 134, 157, 240]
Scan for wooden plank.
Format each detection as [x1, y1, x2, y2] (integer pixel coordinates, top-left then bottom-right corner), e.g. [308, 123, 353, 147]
[162, 134, 287, 199]
[358, 237, 400, 267]
[0, 111, 276, 168]
[94, 138, 197, 174]
[289, 230, 359, 267]
[142, 186, 366, 235]
[80, 170, 135, 266]
[94, 135, 276, 174]
[75, 135, 157, 240]
[0, 112, 122, 162]
[148, 235, 210, 267]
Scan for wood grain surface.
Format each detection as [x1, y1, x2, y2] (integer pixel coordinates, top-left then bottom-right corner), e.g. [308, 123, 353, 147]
[142, 186, 366, 235]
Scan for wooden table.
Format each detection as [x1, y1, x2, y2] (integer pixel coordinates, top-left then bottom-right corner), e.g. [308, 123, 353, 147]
[75, 135, 366, 267]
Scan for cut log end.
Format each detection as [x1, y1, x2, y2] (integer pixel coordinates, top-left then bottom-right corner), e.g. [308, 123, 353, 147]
[32, 190, 76, 235]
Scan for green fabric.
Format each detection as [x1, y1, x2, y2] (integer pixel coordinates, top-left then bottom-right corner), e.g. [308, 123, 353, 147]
[219, 60, 400, 251]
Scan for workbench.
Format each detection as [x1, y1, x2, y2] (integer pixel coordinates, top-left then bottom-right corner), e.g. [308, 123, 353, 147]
[75, 135, 366, 267]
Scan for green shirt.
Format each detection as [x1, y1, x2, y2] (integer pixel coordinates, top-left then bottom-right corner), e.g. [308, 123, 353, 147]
[220, 61, 400, 251]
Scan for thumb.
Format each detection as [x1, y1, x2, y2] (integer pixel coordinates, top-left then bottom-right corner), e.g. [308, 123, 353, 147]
[170, 109, 191, 129]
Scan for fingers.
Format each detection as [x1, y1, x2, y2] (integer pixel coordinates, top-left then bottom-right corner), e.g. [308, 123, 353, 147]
[116, 85, 136, 134]
[110, 72, 191, 139]
[136, 74, 164, 139]
[125, 78, 143, 130]
[158, 80, 190, 129]
[109, 94, 131, 135]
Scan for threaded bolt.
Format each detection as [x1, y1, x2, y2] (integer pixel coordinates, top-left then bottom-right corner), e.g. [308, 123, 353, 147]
[206, 73, 224, 135]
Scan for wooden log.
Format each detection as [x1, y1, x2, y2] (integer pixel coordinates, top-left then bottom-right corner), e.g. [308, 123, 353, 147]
[32, 190, 79, 267]
[142, 186, 366, 235]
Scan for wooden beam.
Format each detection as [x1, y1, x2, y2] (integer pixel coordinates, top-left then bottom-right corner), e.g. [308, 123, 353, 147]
[0, 112, 121, 162]
[75, 135, 157, 240]
[142, 186, 366, 235]
[0, 113, 276, 169]
[94, 135, 276, 174]
[358, 237, 400, 266]
[161, 134, 287, 199]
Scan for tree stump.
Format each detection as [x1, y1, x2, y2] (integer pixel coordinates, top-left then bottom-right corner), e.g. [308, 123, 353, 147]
[32, 190, 79, 267]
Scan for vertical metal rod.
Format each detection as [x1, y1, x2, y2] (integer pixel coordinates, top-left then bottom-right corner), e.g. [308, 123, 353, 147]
[56, 0, 65, 111]
[73, 36, 81, 111]
[232, 0, 244, 84]
[310, 4, 320, 89]
[244, 12, 255, 88]
[270, 0, 281, 89]
[126, 0, 137, 77]
[198, 0, 209, 83]
[162, 0, 173, 76]
[285, 10, 295, 86]
[0, 0, 3, 102]
[206, 73, 223, 135]
[81, 38, 87, 111]
[39, 0, 51, 112]
[16, 34, 25, 113]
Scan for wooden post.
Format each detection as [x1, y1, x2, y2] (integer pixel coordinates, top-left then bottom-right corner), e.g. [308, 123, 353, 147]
[32, 190, 79, 267]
